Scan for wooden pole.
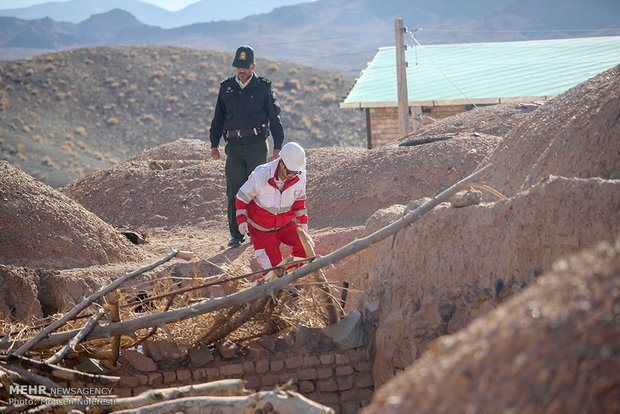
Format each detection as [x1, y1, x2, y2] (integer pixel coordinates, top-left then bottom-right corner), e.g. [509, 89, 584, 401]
[108, 291, 121, 365]
[395, 18, 409, 137]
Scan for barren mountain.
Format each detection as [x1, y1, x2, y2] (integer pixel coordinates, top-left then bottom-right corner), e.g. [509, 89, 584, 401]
[2, 0, 618, 73]
[1, 64, 618, 412]
[0, 45, 364, 187]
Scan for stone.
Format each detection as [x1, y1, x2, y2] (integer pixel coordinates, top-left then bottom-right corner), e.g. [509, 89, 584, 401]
[299, 380, 315, 393]
[319, 354, 335, 365]
[148, 372, 163, 386]
[270, 360, 285, 373]
[299, 368, 317, 380]
[451, 189, 482, 208]
[120, 349, 157, 372]
[219, 363, 243, 377]
[407, 197, 432, 212]
[337, 376, 354, 391]
[303, 355, 320, 367]
[317, 377, 338, 392]
[142, 339, 185, 362]
[323, 310, 369, 350]
[119, 376, 139, 388]
[176, 250, 194, 260]
[295, 324, 335, 352]
[189, 345, 214, 368]
[75, 358, 105, 374]
[317, 367, 334, 379]
[177, 369, 192, 382]
[163, 371, 176, 383]
[286, 356, 304, 370]
[216, 339, 239, 359]
[255, 358, 269, 374]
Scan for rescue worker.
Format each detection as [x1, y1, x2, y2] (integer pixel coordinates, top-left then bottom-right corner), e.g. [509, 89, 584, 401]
[209, 45, 285, 248]
[235, 142, 312, 270]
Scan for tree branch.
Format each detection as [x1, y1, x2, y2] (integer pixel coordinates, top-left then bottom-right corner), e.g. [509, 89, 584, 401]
[45, 307, 105, 365]
[13, 250, 178, 356]
[1, 353, 119, 385]
[111, 389, 333, 414]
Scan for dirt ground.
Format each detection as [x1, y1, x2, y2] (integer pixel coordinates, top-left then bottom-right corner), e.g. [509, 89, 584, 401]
[1, 65, 618, 412]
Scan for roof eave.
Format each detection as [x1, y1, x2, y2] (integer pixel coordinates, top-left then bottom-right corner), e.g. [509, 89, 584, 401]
[339, 95, 553, 108]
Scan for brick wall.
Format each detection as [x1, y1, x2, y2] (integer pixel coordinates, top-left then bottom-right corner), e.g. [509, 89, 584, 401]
[367, 104, 472, 148]
[109, 344, 373, 414]
[368, 107, 401, 148]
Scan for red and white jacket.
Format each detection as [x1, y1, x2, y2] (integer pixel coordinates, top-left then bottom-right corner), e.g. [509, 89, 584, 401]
[235, 158, 308, 232]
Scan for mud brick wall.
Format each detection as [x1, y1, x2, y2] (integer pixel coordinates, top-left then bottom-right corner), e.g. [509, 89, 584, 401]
[111, 344, 374, 414]
[367, 105, 472, 148]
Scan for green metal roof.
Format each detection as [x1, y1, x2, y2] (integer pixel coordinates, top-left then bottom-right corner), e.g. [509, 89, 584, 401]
[341, 37, 620, 108]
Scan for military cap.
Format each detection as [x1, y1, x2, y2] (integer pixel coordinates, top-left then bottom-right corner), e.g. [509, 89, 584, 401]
[232, 45, 255, 69]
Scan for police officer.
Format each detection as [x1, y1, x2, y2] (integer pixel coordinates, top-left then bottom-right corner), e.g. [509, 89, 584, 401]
[210, 45, 285, 248]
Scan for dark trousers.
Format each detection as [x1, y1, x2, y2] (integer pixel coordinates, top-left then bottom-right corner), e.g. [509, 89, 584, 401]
[225, 139, 268, 238]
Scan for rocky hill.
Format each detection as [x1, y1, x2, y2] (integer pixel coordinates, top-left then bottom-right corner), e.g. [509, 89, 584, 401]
[0, 64, 618, 412]
[0, 45, 364, 187]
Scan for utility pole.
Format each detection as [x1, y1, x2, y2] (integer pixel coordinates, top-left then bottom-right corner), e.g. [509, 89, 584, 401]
[394, 18, 409, 138]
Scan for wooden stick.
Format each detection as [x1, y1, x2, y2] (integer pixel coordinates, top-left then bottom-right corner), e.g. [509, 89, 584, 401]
[0, 362, 63, 392]
[2, 166, 492, 351]
[111, 389, 333, 414]
[12, 249, 178, 356]
[120, 257, 314, 310]
[297, 227, 340, 324]
[121, 295, 175, 350]
[107, 292, 121, 365]
[2, 353, 119, 385]
[45, 307, 105, 365]
[24, 380, 249, 413]
[110, 379, 250, 410]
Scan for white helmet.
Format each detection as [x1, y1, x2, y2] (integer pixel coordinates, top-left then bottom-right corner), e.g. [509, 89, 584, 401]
[280, 142, 306, 171]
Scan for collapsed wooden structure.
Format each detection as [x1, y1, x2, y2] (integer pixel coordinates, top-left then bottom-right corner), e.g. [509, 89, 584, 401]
[0, 165, 493, 413]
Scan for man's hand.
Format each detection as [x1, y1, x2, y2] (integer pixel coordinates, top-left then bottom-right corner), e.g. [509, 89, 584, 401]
[239, 222, 250, 235]
[211, 147, 220, 160]
[272, 149, 280, 160]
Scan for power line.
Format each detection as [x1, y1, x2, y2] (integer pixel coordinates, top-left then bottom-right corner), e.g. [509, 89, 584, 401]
[292, 50, 377, 64]
[406, 28, 479, 109]
[222, 27, 620, 50]
[416, 28, 620, 34]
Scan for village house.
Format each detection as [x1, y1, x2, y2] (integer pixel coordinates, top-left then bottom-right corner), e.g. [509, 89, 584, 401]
[340, 36, 620, 148]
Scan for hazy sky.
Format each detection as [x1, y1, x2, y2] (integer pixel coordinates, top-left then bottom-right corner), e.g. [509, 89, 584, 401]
[0, 0, 309, 11]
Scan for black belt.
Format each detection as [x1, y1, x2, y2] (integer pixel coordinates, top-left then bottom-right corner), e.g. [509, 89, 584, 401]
[227, 125, 265, 138]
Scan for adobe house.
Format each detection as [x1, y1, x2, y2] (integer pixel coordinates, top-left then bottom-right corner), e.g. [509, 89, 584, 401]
[340, 36, 620, 148]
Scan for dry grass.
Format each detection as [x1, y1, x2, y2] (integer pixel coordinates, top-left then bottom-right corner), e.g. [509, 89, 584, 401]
[0, 262, 339, 361]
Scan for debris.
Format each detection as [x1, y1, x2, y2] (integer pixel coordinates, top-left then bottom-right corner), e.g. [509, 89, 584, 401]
[451, 189, 482, 208]
[323, 310, 368, 350]
[177, 250, 194, 260]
